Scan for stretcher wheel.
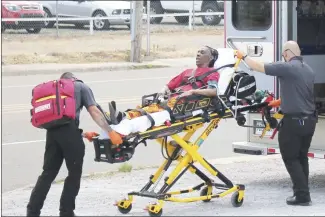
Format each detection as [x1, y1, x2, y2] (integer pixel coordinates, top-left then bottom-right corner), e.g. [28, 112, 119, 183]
[148, 209, 163, 217]
[231, 192, 244, 207]
[146, 203, 163, 217]
[117, 204, 132, 214]
[200, 186, 212, 202]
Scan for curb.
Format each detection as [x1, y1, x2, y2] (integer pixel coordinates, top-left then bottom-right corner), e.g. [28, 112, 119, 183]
[1, 57, 194, 76]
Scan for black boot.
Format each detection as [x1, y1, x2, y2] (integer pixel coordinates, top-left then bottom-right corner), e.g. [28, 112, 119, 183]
[110, 100, 116, 111]
[59, 211, 76, 216]
[286, 192, 312, 206]
[108, 101, 123, 125]
[108, 101, 118, 125]
[26, 210, 40, 217]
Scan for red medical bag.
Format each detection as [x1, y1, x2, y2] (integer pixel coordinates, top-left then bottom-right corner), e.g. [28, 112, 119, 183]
[30, 79, 76, 129]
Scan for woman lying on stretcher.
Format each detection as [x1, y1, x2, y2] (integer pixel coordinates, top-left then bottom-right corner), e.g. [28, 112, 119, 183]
[84, 48, 282, 145]
[111, 46, 221, 123]
[83, 46, 222, 144]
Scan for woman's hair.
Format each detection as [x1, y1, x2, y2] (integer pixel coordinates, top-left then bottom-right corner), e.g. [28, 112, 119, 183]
[205, 46, 219, 67]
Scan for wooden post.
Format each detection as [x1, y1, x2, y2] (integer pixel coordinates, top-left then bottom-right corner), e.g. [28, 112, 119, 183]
[130, 0, 143, 62]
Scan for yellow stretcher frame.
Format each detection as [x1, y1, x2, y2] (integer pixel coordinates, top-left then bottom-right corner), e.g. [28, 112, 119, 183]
[259, 110, 284, 139]
[113, 55, 246, 217]
[114, 111, 245, 217]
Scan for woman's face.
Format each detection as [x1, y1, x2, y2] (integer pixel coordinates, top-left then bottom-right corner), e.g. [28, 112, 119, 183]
[196, 47, 212, 67]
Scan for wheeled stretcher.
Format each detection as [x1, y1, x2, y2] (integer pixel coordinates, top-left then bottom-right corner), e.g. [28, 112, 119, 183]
[92, 49, 278, 217]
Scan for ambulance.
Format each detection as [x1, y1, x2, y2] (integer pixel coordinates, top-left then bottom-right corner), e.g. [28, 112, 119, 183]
[224, 0, 325, 159]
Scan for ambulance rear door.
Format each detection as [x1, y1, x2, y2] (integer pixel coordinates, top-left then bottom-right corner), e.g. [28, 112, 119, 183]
[224, 0, 277, 94]
[224, 0, 281, 155]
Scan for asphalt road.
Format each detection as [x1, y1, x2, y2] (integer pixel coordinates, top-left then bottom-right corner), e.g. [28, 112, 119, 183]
[2, 66, 245, 193]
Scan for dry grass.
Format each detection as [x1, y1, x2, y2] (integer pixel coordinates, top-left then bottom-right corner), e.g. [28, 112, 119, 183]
[2, 28, 224, 65]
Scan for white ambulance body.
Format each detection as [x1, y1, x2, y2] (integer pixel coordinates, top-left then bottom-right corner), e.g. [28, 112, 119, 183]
[224, 0, 325, 159]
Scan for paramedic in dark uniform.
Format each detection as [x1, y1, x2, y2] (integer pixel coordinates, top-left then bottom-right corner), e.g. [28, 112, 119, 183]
[26, 72, 123, 217]
[237, 41, 317, 206]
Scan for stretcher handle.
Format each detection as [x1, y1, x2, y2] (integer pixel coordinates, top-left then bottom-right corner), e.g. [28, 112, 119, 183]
[227, 36, 266, 71]
[235, 101, 269, 113]
[141, 92, 164, 105]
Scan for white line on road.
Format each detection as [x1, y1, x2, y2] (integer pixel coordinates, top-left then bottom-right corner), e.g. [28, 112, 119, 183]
[2, 99, 139, 114]
[2, 96, 140, 108]
[2, 139, 46, 146]
[2, 77, 170, 88]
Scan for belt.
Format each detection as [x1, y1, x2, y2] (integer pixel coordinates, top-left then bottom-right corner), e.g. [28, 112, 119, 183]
[283, 112, 316, 119]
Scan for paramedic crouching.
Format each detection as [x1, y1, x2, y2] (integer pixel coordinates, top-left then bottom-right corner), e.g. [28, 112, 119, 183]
[27, 72, 123, 217]
[237, 41, 317, 206]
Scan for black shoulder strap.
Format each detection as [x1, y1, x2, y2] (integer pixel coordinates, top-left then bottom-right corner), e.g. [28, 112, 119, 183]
[196, 64, 235, 82]
[178, 63, 235, 89]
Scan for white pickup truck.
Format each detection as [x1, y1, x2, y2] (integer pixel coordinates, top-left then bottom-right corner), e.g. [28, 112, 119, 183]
[144, 0, 224, 25]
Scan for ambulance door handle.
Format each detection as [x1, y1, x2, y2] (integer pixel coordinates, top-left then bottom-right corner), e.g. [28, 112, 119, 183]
[226, 36, 266, 50]
[247, 44, 263, 57]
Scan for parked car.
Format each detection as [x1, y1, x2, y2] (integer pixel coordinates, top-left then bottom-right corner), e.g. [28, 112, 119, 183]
[40, 0, 137, 30]
[1, 0, 45, 34]
[144, 0, 224, 25]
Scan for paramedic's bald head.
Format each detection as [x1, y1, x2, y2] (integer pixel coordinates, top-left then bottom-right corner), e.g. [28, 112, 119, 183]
[60, 72, 76, 80]
[282, 41, 301, 61]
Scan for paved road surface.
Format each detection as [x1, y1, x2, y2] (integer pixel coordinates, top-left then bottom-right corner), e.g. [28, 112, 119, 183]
[2, 66, 246, 193]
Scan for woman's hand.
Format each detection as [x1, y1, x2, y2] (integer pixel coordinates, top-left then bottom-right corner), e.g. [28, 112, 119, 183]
[179, 89, 196, 98]
[159, 85, 171, 96]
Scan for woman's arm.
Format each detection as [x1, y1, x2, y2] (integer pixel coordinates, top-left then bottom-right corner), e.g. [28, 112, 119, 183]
[192, 88, 217, 97]
[166, 70, 187, 90]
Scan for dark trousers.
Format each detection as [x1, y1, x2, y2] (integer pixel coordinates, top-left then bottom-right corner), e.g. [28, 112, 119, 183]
[27, 122, 85, 216]
[278, 114, 317, 198]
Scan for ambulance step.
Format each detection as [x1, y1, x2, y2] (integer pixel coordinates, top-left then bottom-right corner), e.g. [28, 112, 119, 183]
[232, 142, 275, 156]
[268, 147, 325, 159]
[233, 142, 325, 159]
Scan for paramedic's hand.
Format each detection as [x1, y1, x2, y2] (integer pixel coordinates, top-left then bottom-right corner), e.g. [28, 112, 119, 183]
[236, 50, 247, 60]
[108, 130, 123, 145]
[268, 99, 281, 108]
[83, 132, 99, 142]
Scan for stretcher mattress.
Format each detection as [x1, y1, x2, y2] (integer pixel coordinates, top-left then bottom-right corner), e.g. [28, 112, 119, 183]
[99, 48, 237, 139]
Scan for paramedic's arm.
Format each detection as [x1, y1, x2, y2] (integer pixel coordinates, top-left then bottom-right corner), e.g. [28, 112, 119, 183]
[238, 50, 292, 77]
[88, 106, 114, 133]
[241, 55, 266, 73]
[81, 84, 114, 133]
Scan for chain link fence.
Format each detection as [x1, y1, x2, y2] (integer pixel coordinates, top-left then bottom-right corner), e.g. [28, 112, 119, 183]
[2, 0, 225, 66]
[144, 0, 224, 60]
